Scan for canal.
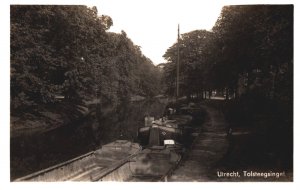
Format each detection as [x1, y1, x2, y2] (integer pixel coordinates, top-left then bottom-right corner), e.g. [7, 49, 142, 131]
[10, 98, 168, 180]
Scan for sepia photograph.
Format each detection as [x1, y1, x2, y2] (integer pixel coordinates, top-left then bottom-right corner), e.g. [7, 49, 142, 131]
[3, 0, 296, 186]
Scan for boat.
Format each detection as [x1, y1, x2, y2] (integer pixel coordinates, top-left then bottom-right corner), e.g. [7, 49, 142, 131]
[167, 114, 193, 126]
[99, 142, 182, 182]
[138, 116, 154, 146]
[14, 140, 141, 182]
[151, 119, 183, 146]
[128, 144, 182, 181]
[138, 118, 181, 146]
[138, 114, 193, 146]
[14, 139, 182, 182]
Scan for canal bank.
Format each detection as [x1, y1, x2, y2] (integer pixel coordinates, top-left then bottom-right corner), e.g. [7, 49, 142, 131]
[10, 98, 168, 180]
[168, 101, 293, 182]
[168, 103, 229, 181]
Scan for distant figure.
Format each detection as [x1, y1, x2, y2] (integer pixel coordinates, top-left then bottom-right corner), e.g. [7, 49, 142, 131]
[145, 116, 154, 127]
[188, 102, 195, 107]
[168, 108, 174, 115]
[227, 127, 233, 137]
[148, 126, 160, 146]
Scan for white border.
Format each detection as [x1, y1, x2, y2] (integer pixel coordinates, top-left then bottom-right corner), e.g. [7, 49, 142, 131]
[1, 1, 298, 190]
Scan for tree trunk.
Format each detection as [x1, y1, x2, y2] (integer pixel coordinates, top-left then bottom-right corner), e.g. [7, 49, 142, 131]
[225, 88, 229, 100]
[234, 87, 238, 99]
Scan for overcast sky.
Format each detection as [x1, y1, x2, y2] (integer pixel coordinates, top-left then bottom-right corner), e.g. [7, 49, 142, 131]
[95, 0, 224, 65]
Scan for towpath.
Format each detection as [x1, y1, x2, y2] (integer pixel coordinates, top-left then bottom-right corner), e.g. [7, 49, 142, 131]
[168, 103, 229, 181]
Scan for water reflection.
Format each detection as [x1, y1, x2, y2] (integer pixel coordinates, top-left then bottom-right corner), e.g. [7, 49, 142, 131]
[10, 98, 167, 180]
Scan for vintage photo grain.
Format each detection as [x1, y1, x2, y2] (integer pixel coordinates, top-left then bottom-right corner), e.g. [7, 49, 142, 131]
[10, 2, 293, 182]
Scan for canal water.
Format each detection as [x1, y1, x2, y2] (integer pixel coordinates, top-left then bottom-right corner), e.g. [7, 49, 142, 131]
[10, 98, 168, 180]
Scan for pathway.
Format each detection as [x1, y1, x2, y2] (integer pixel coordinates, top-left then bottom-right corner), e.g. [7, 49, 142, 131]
[168, 104, 229, 181]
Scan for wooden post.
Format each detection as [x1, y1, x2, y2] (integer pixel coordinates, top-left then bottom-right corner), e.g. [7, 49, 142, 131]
[176, 24, 180, 101]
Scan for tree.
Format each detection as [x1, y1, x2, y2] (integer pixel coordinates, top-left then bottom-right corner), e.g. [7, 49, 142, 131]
[163, 30, 213, 99]
[11, 5, 161, 117]
[212, 5, 293, 99]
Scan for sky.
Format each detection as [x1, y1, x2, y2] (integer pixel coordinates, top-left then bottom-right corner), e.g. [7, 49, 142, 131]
[94, 0, 224, 65]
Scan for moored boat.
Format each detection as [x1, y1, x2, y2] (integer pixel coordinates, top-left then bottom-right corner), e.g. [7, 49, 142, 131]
[99, 142, 182, 182]
[138, 114, 193, 146]
[128, 145, 182, 181]
[152, 119, 183, 146]
[14, 139, 182, 182]
[14, 140, 141, 182]
[138, 116, 154, 146]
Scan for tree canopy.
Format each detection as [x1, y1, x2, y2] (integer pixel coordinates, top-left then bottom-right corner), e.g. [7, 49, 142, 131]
[11, 5, 162, 115]
[162, 6, 293, 170]
[163, 5, 293, 103]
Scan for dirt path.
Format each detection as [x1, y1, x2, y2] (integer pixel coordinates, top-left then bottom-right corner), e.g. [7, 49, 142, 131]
[168, 104, 229, 181]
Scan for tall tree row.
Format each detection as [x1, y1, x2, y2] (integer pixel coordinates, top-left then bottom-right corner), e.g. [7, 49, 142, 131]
[163, 5, 293, 103]
[11, 5, 162, 116]
[162, 5, 293, 169]
[163, 30, 214, 99]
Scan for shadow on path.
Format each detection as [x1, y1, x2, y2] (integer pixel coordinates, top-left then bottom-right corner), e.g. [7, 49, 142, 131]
[169, 103, 229, 181]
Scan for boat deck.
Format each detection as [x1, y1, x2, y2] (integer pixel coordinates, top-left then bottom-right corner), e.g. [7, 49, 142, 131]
[14, 140, 141, 182]
[15, 104, 224, 182]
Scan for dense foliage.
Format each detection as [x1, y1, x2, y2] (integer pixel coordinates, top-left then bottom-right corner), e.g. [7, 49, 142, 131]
[163, 30, 214, 99]
[163, 5, 293, 103]
[11, 5, 162, 115]
[163, 5, 293, 169]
